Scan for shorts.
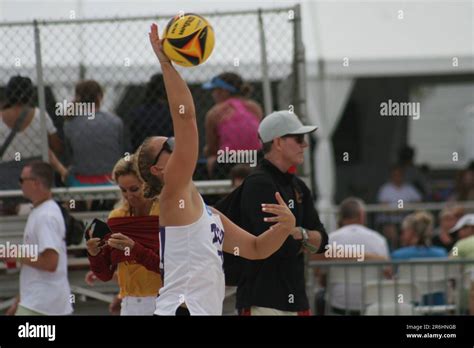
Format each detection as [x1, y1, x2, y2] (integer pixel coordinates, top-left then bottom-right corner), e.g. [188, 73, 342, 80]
[120, 296, 156, 316]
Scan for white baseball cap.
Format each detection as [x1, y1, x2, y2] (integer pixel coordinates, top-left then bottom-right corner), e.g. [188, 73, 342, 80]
[258, 110, 318, 143]
[450, 214, 474, 233]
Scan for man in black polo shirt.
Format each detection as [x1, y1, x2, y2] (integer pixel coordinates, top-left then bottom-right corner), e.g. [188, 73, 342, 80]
[236, 110, 328, 315]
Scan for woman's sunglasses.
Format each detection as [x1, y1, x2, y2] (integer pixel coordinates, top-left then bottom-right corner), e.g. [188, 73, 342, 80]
[282, 134, 305, 144]
[153, 137, 175, 165]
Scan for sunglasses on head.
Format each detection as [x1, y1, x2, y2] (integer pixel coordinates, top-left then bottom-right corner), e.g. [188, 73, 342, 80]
[282, 134, 305, 144]
[153, 137, 175, 165]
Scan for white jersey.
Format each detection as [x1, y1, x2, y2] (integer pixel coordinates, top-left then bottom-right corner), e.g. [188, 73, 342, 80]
[155, 196, 225, 315]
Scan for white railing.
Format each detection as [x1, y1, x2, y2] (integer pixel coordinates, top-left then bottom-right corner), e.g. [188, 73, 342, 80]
[308, 258, 474, 316]
[0, 180, 233, 201]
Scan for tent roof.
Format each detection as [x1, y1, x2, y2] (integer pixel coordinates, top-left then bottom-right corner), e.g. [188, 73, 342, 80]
[302, 0, 474, 77]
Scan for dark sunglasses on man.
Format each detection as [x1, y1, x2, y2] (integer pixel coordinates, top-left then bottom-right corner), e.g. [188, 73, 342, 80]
[153, 137, 175, 165]
[19, 176, 37, 184]
[282, 134, 305, 144]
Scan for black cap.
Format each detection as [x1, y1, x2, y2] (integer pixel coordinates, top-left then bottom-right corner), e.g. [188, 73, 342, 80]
[4, 75, 34, 108]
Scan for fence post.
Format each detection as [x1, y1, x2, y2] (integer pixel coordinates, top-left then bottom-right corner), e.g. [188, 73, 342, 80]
[33, 20, 49, 162]
[257, 8, 273, 115]
[292, 4, 308, 126]
[293, 5, 315, 190]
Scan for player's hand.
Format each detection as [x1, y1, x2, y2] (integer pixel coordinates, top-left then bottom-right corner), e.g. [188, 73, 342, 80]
[107, 233, 135, 252]
[261, 192, 296, 233]
[149, 23, 171, 64]
[86, 237, 102, 256]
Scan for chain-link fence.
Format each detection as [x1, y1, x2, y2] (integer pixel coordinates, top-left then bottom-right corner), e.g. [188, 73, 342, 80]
[0, 6, 305, 201]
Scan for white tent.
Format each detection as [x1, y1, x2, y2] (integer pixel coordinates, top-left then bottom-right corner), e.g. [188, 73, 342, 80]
[301, 0, 474, 228]
[1, 0, 473, 224]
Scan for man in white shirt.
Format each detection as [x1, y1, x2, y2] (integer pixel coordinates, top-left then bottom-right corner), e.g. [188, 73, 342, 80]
[377, 165, 422, 204]
[377, 165, 422, 249]
[4, 161, 73, 315]
[325, 197, 390, 315]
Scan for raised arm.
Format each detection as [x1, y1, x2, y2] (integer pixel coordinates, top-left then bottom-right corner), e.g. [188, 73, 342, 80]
[149, 23, 198, 190]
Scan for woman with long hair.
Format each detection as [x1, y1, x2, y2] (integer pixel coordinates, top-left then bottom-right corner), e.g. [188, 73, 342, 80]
[134, 24, 295, 316]
[86, 155, 161, 315]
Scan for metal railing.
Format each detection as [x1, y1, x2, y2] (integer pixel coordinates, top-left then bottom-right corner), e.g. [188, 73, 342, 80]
[308, 258, 474, 316]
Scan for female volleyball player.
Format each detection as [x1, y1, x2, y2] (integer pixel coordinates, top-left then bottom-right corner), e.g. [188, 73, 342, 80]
[135, 24, 295, 315]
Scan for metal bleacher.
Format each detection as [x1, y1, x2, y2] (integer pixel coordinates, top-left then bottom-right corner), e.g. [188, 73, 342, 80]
[0, 180, 233, 313]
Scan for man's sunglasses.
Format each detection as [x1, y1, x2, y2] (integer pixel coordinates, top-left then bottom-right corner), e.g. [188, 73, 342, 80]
[153, 137, 175, 165]
[19, 177, 36, 184]
[282, 134, 305, 144]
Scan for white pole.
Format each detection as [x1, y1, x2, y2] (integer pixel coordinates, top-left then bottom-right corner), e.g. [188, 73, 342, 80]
[257, 9, 273, 115]
[33, 20, 49, 162]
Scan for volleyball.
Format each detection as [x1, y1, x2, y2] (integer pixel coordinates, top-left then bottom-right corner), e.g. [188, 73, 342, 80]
[162, 13, 215, 67]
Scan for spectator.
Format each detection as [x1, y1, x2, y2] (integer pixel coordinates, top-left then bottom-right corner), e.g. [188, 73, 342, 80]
[221, 110, 328, 316]
[392, 211, 448, 306]
[432, 203, 464, 251]
[229, 164, 252, 188]
[321, 197, 390, 315]
[377, 165, 422, 249]
[449, 214, 474, 314]
[398, 145, 431, 199]
[63, 79, 124, 187]
[125, 73, 173, 152]
[449, 214, 474, 257]
[86, 155, 161, 315]
[3, 161, 73, 315]
[392, 211, 447, 259]
[202, 72, 263, 179]
[378, 165, 422, 205]
[0, 76, 62, 213]
[449, 166, 474, 202]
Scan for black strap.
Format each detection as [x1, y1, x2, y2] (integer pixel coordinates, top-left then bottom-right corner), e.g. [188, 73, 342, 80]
[0, 107, 30, 159]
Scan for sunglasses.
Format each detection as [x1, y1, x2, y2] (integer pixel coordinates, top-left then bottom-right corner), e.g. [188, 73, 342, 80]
[19, 177, 36, 184]
[153, 137, 175, 165]
[282, 134, 305, 144]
